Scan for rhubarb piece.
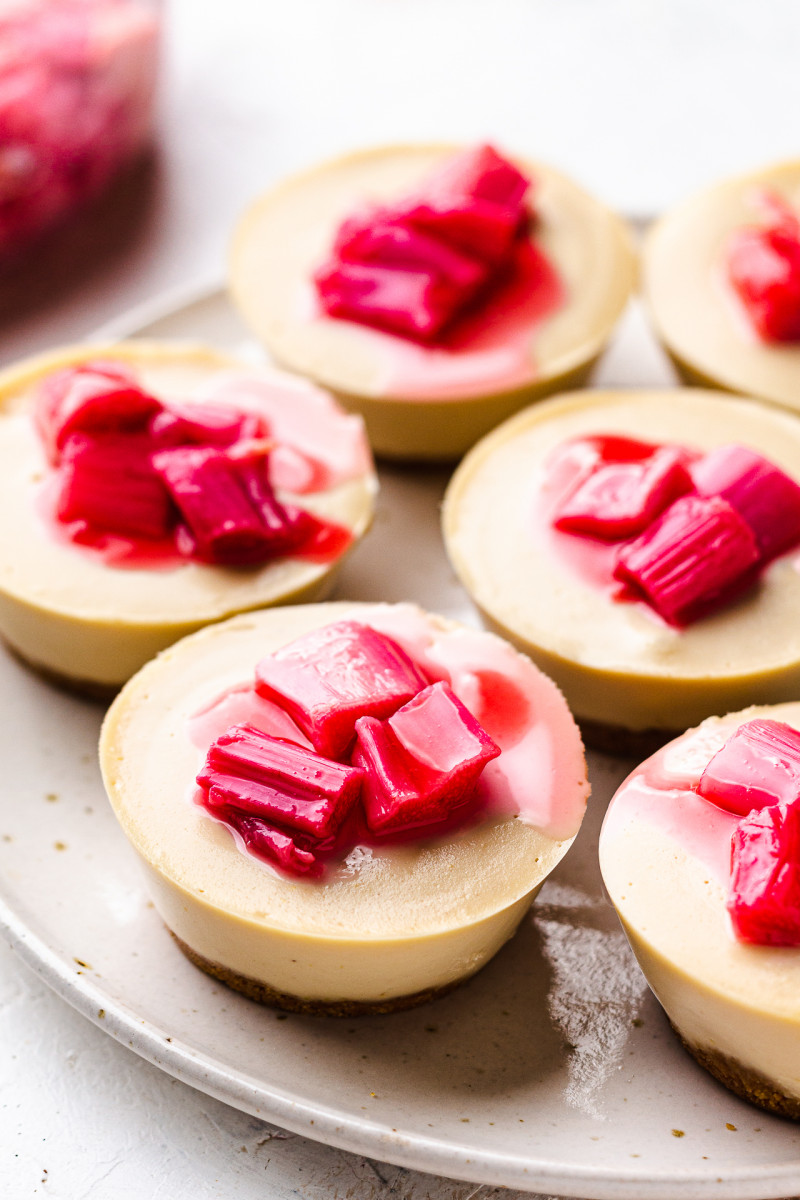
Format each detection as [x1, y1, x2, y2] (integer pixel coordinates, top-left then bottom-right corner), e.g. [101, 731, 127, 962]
[56, 432, 173, 540]
[728, 801, 800, 945]
[613, 494, 761, 624]
[35, 360, 161, 465]
[214, 804, 322, 877]
[198, 723, 363, 839]
[314, 144, 534, 343]
[728, 218, 800, 342]
[335, 211, 489, 295]
[427, 143, 531, 210]
[401, 144, 530, 265]
[554, 445, 692, 540]
[230, 442, 317, 554]
[255, 620, 428, 759]
[698, 719, 800, 816]
[353, 681, 501, 834]
[314, 259, 465, 341]
[150, 402, 266, 449]
[691, 444, 800, 561]
[152, 445, 272, 565]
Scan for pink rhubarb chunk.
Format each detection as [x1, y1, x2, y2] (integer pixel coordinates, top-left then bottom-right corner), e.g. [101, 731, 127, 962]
[613, 494, 761, 624]
[314, 259, 466, 342]
[728, 218, 800, 342]
[229, 442, 316, 555]
[353, 681, 501, 834]
[255, 620, 428, 759]
[214, 805, 322, 877]
[56, 432, 173, 540]
[691, 444, 800, 561]
[150, 402, 266, 449]
[152, 445, 273, 565]
[401, 144, 530, 265]
[334, 212, 489, 294]
[728, 801, 800, 945]
[198, 722, 363, 839]
[35, 360, 161, 465]
[314, 144, 532, 343]
[554, 445, 692, 540]
[698, 719, 800, 816]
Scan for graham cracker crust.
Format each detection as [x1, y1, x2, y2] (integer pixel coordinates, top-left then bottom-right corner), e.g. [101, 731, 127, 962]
[673, 1025, 800, 1120]
[3, 638, 118, 702]
[169, 930, 462, 1017]
[578, 717, 676, 759]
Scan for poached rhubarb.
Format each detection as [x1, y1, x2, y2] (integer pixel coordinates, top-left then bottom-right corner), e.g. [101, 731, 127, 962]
[613, 494, 761, 625]
[35, 360, 161, 465]
[56, 433, 173, 540]
[691, 444, 800, 561]
[353, 681, 501, 834]
[314, 143, 533, 344]
[153, 446, 275, 565]
[554, 444, 692, 540]
[728, 801, 800, 946]
[199, 723, 363, 839]
[215, 805, 322, 877]
[728, 203, 800, 342]
[36, 362, 350, 571]
[255, 621, 428, 759]
[698, 719, 800, 816]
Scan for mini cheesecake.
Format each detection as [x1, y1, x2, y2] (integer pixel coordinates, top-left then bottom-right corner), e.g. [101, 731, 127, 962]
[0, 341, 376, 694]
[443, 387, 800, 754]
[99, 601, 589, 1014]
[600, 702, 800, 1118]
[229, 144, 636, 460]
[642, 159, 800, 411]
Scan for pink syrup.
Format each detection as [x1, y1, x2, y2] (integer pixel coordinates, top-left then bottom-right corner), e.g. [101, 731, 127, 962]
[602, 731, 740, 887]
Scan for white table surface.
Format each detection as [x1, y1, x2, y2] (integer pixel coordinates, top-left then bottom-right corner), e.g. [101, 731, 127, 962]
[4, 2, 800, 1197]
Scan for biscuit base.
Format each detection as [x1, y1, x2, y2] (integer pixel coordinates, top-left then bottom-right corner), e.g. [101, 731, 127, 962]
[578, 717, 676, 760]
[170, 930, 462, 1017]
[673, 1025, 800, 1121]
[3, 638, 117, 702]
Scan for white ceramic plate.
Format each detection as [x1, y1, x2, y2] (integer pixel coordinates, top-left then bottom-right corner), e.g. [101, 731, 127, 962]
[3, 289, 800, 1200]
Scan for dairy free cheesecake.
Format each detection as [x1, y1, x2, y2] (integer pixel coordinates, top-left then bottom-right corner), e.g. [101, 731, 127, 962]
[230, 143, 636, 460]
[0, 341, 376, 693]
[100, 601, 589, 1014]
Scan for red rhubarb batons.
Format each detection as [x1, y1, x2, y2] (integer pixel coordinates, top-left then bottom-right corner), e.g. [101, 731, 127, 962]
[255, 621, 428, 759]
[699, 719, 800, 816]
[353, 681, 500, 833]
[315, 144, 532, 343]
[728, 195, 800, 343]
[613, 494, 760, 625]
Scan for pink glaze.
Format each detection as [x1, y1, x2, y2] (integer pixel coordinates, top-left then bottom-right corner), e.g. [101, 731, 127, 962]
[303, 238, 564, 401]
[187, 604, 589, 852]
[603, 727, 740, 887]
[203, 371, 372, 493]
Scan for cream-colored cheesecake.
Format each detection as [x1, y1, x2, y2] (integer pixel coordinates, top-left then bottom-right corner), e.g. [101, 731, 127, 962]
[443, 387, 800, 752]
[642, 159, 800, 410]
[600, 702, 800, 1118]
[0, 341, 376, 693]
[229, 144, 636, 460]
[99, 601, 589, 1014]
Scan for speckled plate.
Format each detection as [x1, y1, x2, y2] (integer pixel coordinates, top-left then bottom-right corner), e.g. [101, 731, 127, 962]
[2, 288, 800, 1200]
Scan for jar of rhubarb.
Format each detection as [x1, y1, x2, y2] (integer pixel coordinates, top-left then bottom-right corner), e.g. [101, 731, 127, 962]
[0, 0, 161, 258]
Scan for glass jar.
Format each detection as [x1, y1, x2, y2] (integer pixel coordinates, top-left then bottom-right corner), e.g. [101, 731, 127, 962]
[0, 0, 161, 258]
